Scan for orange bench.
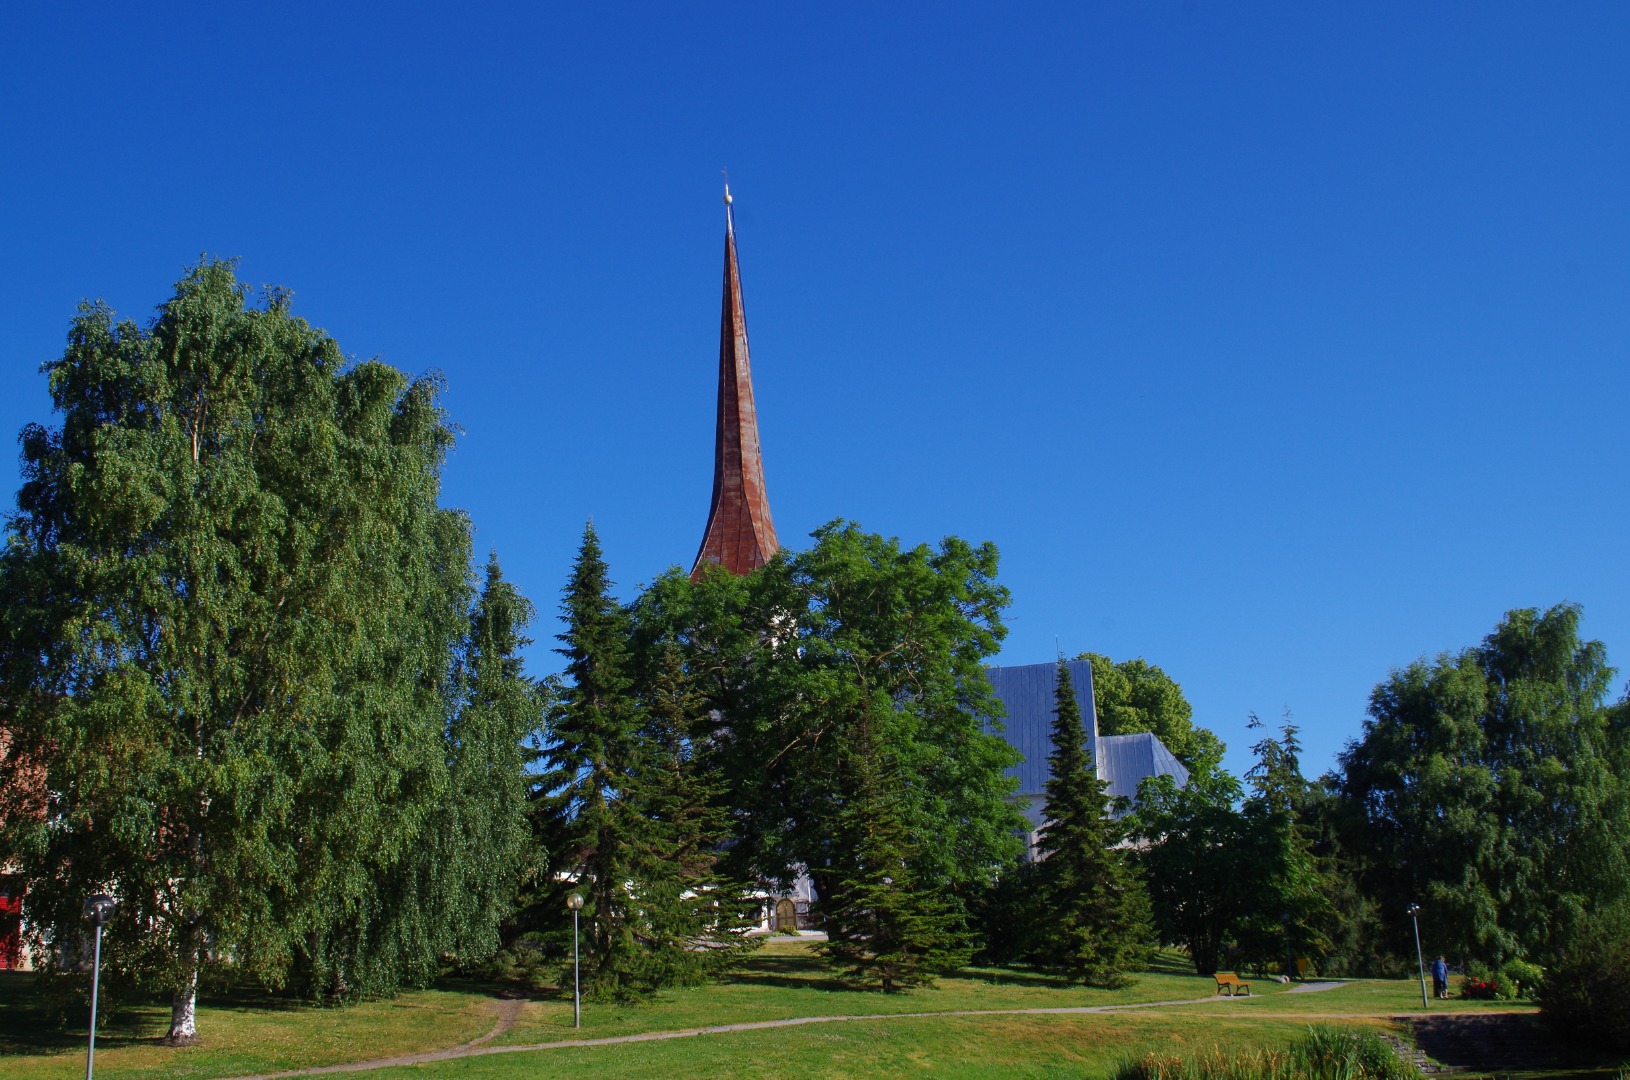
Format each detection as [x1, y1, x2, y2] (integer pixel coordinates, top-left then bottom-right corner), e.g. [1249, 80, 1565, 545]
[1214, 972, 1252, 996]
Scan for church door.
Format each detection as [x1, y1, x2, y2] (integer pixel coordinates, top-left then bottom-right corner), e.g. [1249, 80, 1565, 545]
[774, 898, 797, 933]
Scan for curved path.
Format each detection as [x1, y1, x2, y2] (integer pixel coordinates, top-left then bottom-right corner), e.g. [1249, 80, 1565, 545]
[225, 984, 1348, 1080]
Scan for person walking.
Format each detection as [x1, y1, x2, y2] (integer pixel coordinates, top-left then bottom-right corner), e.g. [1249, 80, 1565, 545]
[1431, 956, 1450, 999]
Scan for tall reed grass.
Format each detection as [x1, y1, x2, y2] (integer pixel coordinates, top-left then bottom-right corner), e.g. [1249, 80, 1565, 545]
[1109, 1024, 1416, 1080]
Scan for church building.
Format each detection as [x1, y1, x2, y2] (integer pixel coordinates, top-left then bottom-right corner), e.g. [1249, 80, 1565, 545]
[985, 659, 1190, 856]
[688, 190, 1188, 924]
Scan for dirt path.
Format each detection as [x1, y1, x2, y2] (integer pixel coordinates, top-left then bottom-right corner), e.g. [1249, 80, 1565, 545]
[226, 996, 526, 1080]
[221, 986, 1352, 1079]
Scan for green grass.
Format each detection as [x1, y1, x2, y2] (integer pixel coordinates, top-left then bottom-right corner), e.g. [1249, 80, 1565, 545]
[0, 973, 496, 1080]
[1159, 975, 1541, 1017]
[486, 942, 1289, 1047]
[0, 944, 1611, 1080]
[353, 1013, 1405, 1079]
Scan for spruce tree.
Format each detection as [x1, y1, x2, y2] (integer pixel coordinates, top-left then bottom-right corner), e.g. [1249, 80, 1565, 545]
[1237, 711, 1330, 973]
[1025, 659, 1152, 986]
[625, 639, 762, 985]
[544, 523, 650, 1000]
[821, 713, 971, 992]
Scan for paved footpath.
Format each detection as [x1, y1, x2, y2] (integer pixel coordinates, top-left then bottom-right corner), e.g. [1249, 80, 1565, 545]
[225, 984, 1347, 1080]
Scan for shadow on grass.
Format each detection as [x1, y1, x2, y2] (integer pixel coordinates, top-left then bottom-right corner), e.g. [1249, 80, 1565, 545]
[0, 970, 168, 1055]
[0, 970, 383, 1056]
[722, 944, 1209, 995]
[435, 974, 542, 1000]
[942, 965, 1074, 990]
[1145, 948, 1201, 976]
[723, 952, 855, 992]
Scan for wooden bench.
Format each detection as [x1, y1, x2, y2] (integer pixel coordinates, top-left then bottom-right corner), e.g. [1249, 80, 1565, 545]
[1214, 972, 1251, 996]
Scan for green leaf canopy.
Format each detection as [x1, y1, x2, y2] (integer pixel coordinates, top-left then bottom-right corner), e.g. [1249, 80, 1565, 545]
[0, 261, 531, 1036]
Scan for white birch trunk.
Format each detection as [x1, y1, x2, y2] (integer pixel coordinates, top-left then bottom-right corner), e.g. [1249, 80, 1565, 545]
[164, 936, 201, 1045]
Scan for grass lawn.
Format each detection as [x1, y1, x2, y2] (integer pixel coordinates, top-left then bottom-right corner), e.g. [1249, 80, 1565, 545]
[0, 973, 496, 1080]
[371, 1012, 1397, 1079]
[485, 942, 1292, 1047]
[0, 942, 1615, 1080]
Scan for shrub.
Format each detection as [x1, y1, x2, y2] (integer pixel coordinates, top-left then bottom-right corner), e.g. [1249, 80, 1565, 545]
[1540, 901, 1630, 1053]
[1500, 958, 1544, 999]
[1461, 961, 1516, 1000]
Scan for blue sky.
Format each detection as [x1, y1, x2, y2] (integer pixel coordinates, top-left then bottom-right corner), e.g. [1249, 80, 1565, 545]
[3, 2, 1625, 781]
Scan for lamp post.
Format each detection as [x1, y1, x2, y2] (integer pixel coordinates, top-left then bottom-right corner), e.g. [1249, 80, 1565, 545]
[566, 893, 584, 1029]
[1407, 902, 1429, 1010]
[1280, 911, 1295, 982]
[82, 894, 116, 1080]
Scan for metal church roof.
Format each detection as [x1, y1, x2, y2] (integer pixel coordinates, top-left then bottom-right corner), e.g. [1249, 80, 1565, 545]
[982, 660, 1189, 827]
[983, 660, 1097, 805]
[1098, 731, 1190, 803]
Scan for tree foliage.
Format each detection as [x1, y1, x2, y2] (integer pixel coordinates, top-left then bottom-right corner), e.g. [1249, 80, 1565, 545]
[1298, 777, 1400, 977]
[1540, 899, 1630, 1052]
[819, 716, 971, 991]
[0, 262, 531, 1038]
[1130, 770, 1254, 975]
[1132, 714, 1325, 976]
[626, 638, 763, 985]
[1080, 653, 1224, 774]
[1022, 660, 1151, 986]
[1335, 603, 1624, 963]
[539, 523, 648, 999]
[538, 525, 760, 1000]
[438, 556, 542, 967]
[636, 520, 1026, 983]
[1234, 712, 1330, 972]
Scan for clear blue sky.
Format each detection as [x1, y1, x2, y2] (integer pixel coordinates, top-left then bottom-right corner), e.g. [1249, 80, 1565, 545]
[3, 2, 1626, 782]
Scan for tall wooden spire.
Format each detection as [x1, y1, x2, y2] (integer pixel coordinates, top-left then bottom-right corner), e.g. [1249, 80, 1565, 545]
[691, 186, 778, 579]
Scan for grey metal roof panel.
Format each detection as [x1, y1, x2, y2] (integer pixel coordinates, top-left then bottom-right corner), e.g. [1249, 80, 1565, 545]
[1098, 731, 1191, 802]
[980, 661, 1188, 820]
[982, 660, 1097, 801]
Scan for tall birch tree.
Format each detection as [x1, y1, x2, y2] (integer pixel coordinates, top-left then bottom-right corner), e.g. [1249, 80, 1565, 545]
[0, 261, 525, 1040]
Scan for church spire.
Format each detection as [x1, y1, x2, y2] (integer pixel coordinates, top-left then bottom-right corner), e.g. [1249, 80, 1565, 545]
[691, 185, 779, 579]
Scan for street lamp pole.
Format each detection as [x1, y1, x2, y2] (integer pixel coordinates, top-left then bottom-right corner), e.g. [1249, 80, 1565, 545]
[1280, 911, 1294, 983]
[82, 894, 116, 1080]
[1407, 903, 1429, 1010]
[566, 893, 584, 1029]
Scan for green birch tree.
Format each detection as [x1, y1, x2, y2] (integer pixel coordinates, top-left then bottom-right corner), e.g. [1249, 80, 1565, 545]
[0, 261, 525, 1039]
[1336, 603, 1624, 963]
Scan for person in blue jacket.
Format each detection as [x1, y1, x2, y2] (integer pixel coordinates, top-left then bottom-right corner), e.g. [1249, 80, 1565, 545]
[1432, 956, 1450, 999]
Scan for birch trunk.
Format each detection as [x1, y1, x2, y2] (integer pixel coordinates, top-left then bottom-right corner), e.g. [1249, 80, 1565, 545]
[164, 929, 202, 1045]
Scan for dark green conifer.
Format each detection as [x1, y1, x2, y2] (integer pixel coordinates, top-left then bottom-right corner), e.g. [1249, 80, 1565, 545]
[821, 714, 971, 992]
[1025, 659, 1152, 986]
[544, 522, 650, 999]
[625, 639, 762, 985]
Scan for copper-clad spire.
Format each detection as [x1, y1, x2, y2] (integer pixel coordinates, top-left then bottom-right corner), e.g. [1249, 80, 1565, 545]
[691, 185, 779, 579]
